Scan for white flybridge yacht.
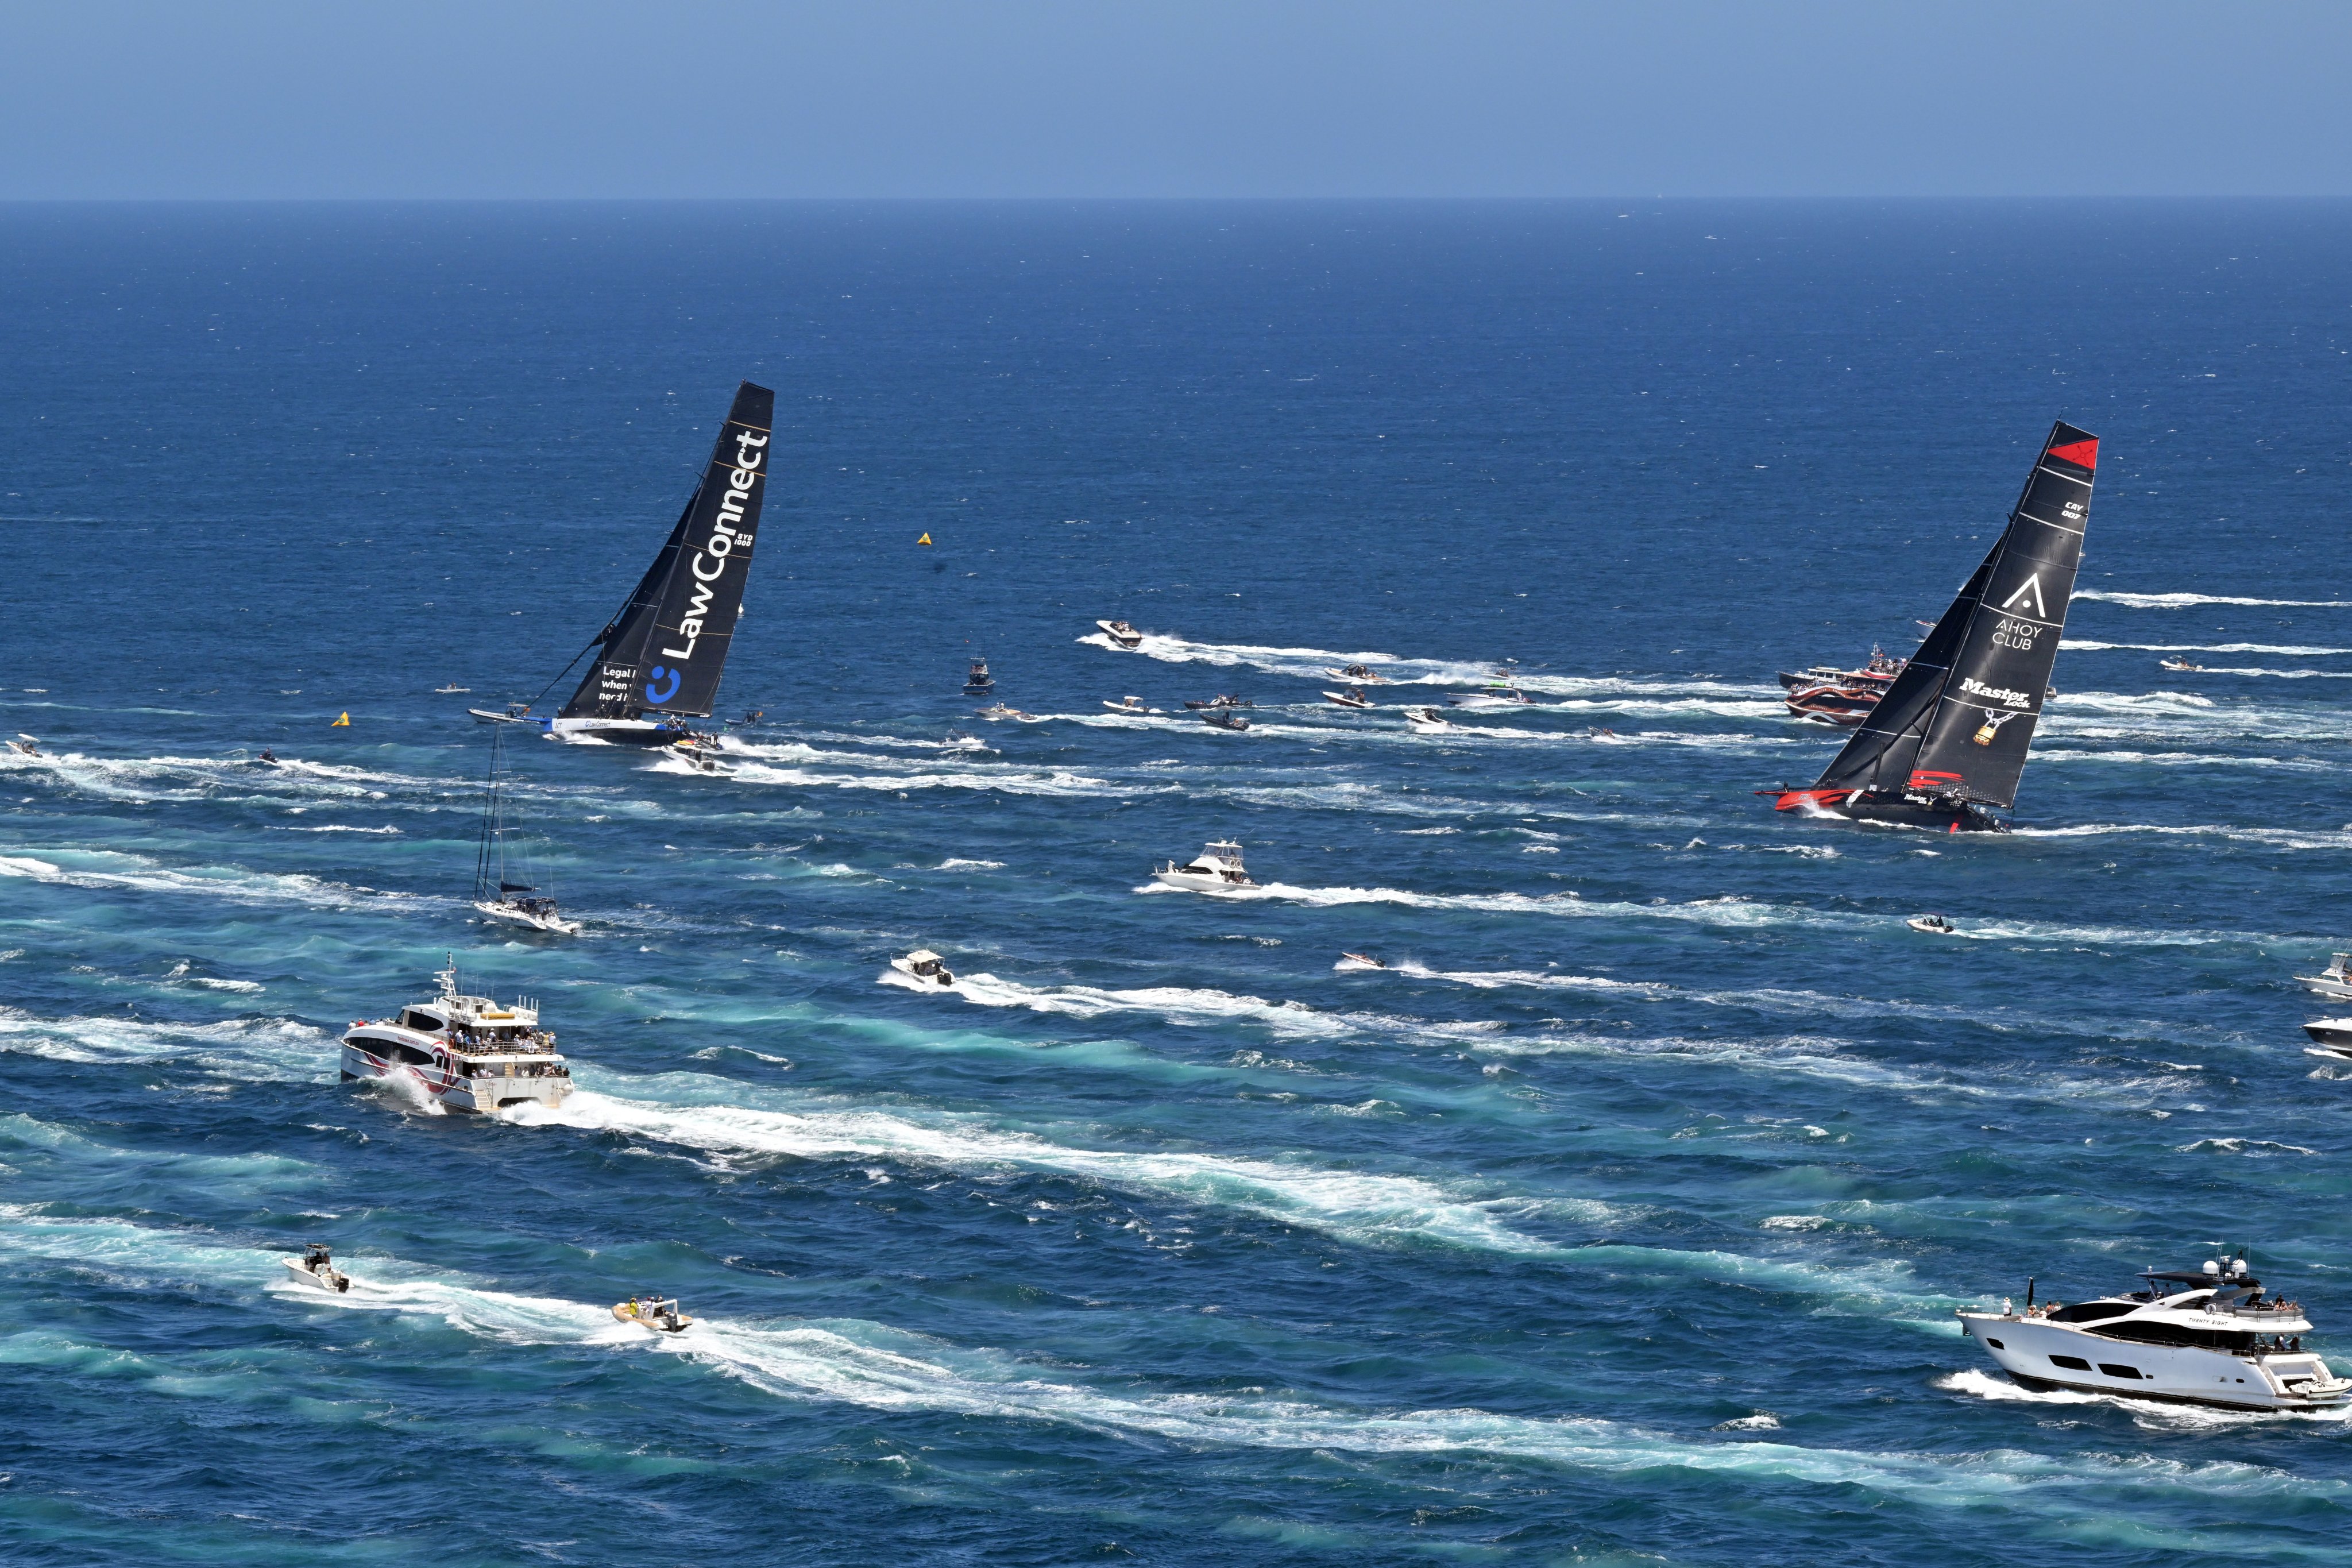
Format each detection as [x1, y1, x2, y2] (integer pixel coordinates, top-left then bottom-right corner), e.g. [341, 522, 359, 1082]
[1957, 1256, 2350, 1411]
[2297, 952, 2352, 1002]
[341, 957, 574, 1114]
[1153, 840, 1257, 893]
[1095, 619, 1145, 650]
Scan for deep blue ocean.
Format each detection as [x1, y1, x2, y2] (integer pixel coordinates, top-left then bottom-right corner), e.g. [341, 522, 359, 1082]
[5, 200, 2352, 1566]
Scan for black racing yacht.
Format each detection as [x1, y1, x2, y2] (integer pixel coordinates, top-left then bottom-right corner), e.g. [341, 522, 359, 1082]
[1767, 420, 2097, 833]
[478, 383, 774, 746]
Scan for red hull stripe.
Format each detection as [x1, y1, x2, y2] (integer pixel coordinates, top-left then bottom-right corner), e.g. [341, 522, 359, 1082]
[2045, 437, 2098, 470]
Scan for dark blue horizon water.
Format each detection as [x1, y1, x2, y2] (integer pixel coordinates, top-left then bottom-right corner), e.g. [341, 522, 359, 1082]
[5, 199, 2352, 1566]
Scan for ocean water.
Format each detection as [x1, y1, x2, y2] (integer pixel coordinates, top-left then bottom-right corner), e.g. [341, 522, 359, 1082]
[4, 200, 2352, 1566]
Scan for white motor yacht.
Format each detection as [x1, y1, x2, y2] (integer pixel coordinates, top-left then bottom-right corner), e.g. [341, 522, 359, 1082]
[1957, 1257, 2351, 1411]
[1320, 664, 1388, 683]
[890, 949, 957, 987]
[1153, 840, 1257, 892]
[1096, 619, 1145, 650]
[2303, 1017, 2352, 1057]
[282, 1243, 351, 1294]
[341, 956, 574, 1114]
[2297, 952, 2352, 1002]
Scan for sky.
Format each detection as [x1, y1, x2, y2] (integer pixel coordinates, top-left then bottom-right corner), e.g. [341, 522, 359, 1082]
[2, 1, 2347, 200]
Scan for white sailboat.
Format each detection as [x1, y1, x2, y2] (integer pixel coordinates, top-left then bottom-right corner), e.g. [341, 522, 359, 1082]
[473, 728, 581, 935]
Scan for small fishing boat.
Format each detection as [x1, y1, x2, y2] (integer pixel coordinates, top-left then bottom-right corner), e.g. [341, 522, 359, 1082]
[1153, 840, 1256, 891]
[612, 1295, 694, 1334]
[1957, 1257, 2350, 1411]
[1095, 619, 1144, 650]
[890, 949, 956, 987]
[1906, 914, 1958, 934]
[282, 1243, 351, 1294]
[2159, 656, 2204, 673]
[964, 656, 995, 694]
[1323, 688, 1372, 709]
[2297, 953, 2352, 1002]
[1200, 709, 1252, 732]
[472, 728, 582, 935]
[1768, 421, 2098, 833]
[540, 383, 774, 747]
[1321, 664, 1388, 683]
[341, 956, 575, 1114]
[1102, 696, 1157, 714]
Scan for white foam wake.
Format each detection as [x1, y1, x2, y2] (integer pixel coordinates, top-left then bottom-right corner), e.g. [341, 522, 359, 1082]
[2074, 590, 2352, 608]
[2061, 641, 2352, 655]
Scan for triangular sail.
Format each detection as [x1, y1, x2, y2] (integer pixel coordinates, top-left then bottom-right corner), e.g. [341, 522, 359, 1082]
[1810, 420, 2096, 810]
[559, 381, 776, 720]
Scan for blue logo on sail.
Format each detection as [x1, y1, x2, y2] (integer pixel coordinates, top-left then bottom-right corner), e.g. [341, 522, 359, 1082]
[644, 666, 682, 705]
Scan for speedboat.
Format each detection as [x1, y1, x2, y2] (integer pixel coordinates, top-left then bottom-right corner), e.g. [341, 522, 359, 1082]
[282, 1243, 351, 1294]
[1956, 1257, 2351, 1411]
[1337, 952, 1386, 970]
[1447, 689, 1531, 706]
[1153, 840, 1256, 891]
[669, 735, 734, 775]
[975, 704, 1039, 722]
[1404, 706, 1454, 732]
[1103, 695, 1157, 714]
[1096, 619, 1145, 650]
[7, 734, 37, 757]
[2297, 953, 2352, 1002]
[2159, 656, 2204, 673]
[1321, 663, 1388, 683]
[1906, 914, 1958, 934]
[434, 684, 470, 694]
[341, 956, 575, 1114]
[890, 949, 956, 987]
[1200, 709, 1252, 732]
[1323, 688, 1372, 709]
[612, 1296, 693, 1334]
[964, 657, 995, 694]
[2303, 1017, 2352, 1055]
[1182, 695, 1253, 710]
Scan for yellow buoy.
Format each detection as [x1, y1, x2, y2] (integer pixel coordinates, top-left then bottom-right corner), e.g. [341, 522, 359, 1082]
[331, 712, 350, 727]
[917, 532, 932, 546]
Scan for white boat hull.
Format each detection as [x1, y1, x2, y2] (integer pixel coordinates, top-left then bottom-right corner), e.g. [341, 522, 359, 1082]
[340, 1033, 573, 1114]
[1153, 870, 1253, 893]
[549, 716, 689, 746]
[282, 1257, 350, 1293]
[474, 899, 581, 936]
[1958, 1311, 2350, 1411]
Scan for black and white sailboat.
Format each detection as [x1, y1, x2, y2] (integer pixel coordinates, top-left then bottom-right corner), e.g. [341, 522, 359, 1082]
[486, 383, 774, 745]
[473, 727, 580, 934]
[1768, 421, 2097, 833]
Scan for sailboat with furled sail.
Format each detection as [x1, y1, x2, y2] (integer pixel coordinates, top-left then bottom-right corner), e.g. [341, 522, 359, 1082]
[475, 383, 774, 745]
[472, 727, 580, 934]
[1767, 420, 2098, 833]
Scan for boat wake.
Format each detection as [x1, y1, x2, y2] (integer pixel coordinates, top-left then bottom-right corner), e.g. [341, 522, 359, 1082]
[2074, 590, 2352, 608]
[0, 846, 437, 914]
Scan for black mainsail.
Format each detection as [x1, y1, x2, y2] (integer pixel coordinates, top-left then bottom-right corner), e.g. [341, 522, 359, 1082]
[557, 381, 775, 737]
[1774, 420, 2097, 831]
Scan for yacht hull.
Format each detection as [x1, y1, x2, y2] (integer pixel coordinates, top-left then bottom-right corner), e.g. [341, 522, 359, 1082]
[548, 716, 689, 746]
[339, 1032, 573, 1114]
[1772, 790, 2008, 834]
[1958, 1312, 2347, 1411]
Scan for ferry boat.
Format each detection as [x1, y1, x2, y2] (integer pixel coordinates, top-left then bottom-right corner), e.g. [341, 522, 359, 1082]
[1957, 1257, 2350, 1411]
[341, 957, 574, 1114]
[1153, 840, 1256, 892]
[1095, 619, 1144, 650]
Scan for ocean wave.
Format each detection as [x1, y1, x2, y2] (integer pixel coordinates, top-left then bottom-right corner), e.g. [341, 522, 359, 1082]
[0, 1007, 330, 1079]
[0, 846, 429, 913]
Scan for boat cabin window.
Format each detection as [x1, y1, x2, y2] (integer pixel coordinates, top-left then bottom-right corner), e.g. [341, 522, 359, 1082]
[2046, 1301, 2135, 1324]
[389, 1043, 436, 1067]
[2097, 1363, 2144, 1380]
[400, 1009, 444, 1032]
[2048, 1354, 2091, 1371]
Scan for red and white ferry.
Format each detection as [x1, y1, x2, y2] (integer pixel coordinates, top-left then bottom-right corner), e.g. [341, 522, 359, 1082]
[341, 956, 574, 1114]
